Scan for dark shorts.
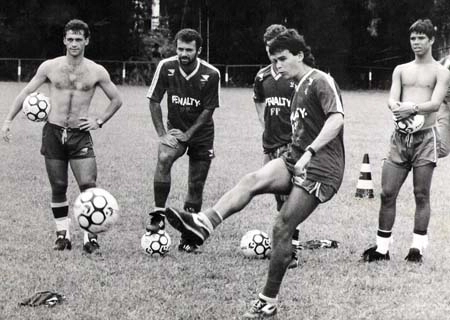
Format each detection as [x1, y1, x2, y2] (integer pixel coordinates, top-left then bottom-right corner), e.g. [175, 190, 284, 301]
[386, 127, 438, 170]
[183, 138, 215, 160]
[281, 154, 337, 203]
[40, 122, 95, 160]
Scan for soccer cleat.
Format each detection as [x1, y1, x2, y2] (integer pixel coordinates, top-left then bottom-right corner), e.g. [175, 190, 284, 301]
[405, 248, 423, 263]
[243, 298, 278, 319]
[178, 237, 200, 253]
[146, 210, 166, 233]
[362, 245, 390, 262]
[165, 207, 210, 245]
[53, 230, 72, 251]
[287, 247, 299, 269]
[83, 234, 100, 254]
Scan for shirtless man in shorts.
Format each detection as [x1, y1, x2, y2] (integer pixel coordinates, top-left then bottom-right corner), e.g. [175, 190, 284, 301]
[363, 19, 450, 263]
[1, 19, 122, 253]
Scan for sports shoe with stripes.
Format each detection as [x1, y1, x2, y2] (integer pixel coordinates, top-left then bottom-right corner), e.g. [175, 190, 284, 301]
[83, 234, 100, 254]
[243, 298, 277, 319]
[165, 207, 210, 245]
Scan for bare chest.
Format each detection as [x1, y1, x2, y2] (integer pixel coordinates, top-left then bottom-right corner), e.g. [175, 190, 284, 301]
[49, 65, 97, 91]
[401, 66, 437, 89]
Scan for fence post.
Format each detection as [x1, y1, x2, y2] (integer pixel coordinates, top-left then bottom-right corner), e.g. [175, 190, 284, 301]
[18, 59, 21, 82]
[122, 62, 126, 84]
[368, 68, 372, 90]
[225, 65, 229, 87]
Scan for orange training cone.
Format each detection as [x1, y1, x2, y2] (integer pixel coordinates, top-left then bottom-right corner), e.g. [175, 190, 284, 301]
[355, 153, 374, 198]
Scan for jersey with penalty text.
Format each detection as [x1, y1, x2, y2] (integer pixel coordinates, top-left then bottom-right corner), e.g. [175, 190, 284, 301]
[147, 56, 221, 142]
[287, 69, 345, 191]
[253, 64, 294, 151]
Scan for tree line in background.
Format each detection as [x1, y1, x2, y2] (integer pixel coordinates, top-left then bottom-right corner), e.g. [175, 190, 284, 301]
[0, 0, 450, 87]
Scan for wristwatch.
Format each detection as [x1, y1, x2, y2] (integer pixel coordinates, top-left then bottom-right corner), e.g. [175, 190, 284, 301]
[96, 118, 104, 128]
[412, 105, 419, 115]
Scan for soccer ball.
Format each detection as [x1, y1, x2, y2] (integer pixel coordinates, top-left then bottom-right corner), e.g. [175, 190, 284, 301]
[73, 188, 119, 234]
[240, 229, 271, 259]
[394, 114, 425, 134]
[141, 230, 172, 256]
[22, 92, 51, 122]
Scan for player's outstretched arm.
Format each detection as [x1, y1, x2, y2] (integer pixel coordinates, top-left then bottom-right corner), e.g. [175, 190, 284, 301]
[2, 61, 50, 142]
[79, 65, 123, 131]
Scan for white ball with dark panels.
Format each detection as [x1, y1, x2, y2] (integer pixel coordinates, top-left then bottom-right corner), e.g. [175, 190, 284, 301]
[240, 229, 271, 259]
[73, 188, 119, 234]
[22, 92, 51, 122]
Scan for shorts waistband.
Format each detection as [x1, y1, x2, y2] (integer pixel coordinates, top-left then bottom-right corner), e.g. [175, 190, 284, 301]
[47, 122, 83, 132]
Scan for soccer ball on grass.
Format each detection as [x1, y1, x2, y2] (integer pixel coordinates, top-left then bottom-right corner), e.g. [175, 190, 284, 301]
[22, 92, 51, 122]
[73, 188, 119, 234]
[141, 230, 172, 256]
[240, 229, 271, 259]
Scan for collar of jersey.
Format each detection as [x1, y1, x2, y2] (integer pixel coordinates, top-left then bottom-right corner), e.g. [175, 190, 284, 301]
[270, 65, 283, 80]
[295, 68, 316, 92]
[179, 58, 201, 80]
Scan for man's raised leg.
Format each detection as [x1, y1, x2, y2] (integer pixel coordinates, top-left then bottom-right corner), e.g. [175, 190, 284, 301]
[165, 158, 292, 245]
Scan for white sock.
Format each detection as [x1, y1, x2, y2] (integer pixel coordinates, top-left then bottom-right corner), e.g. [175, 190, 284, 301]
[197, 212, 214, 233]
[411, 233, 428, 254]
[259, 293, 277, 305]
[55, 218, 71, 240]
[376, 235, 392, 254]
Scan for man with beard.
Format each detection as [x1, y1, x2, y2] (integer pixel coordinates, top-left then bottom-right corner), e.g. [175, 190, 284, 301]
[145, 28, 221, 252]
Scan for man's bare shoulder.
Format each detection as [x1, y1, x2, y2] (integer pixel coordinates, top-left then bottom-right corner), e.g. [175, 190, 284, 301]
[83, 58, 109, 77]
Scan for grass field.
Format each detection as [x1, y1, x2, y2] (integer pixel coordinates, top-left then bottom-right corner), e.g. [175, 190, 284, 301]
[1, 82, 450, 320]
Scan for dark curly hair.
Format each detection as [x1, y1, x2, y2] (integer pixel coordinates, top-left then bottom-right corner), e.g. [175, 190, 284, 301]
[268, 29, 316, 67]
[64, 19, 90, 38]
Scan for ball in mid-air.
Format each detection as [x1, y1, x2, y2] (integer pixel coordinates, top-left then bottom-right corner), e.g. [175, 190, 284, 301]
[73, 188, 119, 234]
[141, 230, 172, 256]
[240, 229, 271, 259]
[22, 92, 51, 122]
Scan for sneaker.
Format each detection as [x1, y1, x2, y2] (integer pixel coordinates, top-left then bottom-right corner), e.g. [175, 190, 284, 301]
[165, 207, 210, 245]
[243, 299, 277, 319]
[287, 248, 299, 269]
[178, 237, 200, 253]
[53, 231, 72, 251]
[405, 248, 423, 263]
[83, 234, 100, 254]
[146, 210, 166, 233]
[362, 245, 390, 262]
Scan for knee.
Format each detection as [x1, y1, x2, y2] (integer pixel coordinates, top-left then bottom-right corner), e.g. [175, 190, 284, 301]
[158, 150, 176, 167]
[380, 188, 397, 205]
[413, 187, 430, 204]
[51, 180, 68, 197]
[272, 218, 291, 243]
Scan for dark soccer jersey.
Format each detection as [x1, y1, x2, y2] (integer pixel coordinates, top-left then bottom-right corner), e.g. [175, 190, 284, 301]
[146, 56, 221, 141]
[288, 69, 345, 190]
[253, 65, 294, 151]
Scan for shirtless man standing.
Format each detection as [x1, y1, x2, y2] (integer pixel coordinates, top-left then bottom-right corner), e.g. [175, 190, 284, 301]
[362, 19, 450, 263]
[1, 19, 123, 253]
